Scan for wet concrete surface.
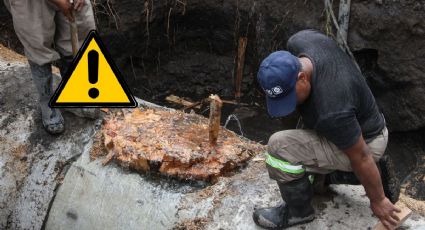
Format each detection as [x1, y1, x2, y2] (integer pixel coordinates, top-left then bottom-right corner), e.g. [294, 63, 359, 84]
[0, 58, 97, 229]
[1, 47, 425, 229]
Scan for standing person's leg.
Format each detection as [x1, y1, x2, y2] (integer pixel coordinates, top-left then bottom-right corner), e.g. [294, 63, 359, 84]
[53, 0, 100, 119]
[4, 0, 65, 134]
[54, 0, 96, 77]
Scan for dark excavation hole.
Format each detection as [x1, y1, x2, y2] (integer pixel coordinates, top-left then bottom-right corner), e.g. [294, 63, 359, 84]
[354, 48, 389, 97]
[106, 6, 298, 143]
[354, 48, 425, 200]
[354, 48, 414, 96]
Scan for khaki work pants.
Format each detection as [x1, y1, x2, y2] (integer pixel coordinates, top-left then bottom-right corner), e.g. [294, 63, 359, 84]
[3, 0, 96, 65]
[266, 127, 388, 183]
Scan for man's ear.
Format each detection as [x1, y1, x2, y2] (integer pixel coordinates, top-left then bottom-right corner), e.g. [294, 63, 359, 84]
[298, 72, 307, 82]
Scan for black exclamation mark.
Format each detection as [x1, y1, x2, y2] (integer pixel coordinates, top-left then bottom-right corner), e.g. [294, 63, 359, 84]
[88, 50, 99, 99]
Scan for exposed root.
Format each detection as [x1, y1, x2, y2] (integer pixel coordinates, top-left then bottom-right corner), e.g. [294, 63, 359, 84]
[167, 7, 173, 39]
[91, 0, 120, 30]
[144, 0, 150, 39]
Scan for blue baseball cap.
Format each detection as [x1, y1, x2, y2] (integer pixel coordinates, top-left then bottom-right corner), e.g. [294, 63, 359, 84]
[257, 51, 300, 117]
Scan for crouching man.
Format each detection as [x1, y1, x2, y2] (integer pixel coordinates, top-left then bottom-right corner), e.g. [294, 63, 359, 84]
[253, 29, 400, 230]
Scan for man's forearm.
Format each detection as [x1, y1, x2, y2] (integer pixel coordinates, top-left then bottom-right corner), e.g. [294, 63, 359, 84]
[344, 135, 400, 229]
[351, 153, 386, 203]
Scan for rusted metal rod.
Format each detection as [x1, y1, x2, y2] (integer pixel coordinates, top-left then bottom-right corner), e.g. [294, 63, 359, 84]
[208, 94, 223, 146]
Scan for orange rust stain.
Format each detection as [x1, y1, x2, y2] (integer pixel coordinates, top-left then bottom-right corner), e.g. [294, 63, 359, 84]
[100, 108, 264, 181]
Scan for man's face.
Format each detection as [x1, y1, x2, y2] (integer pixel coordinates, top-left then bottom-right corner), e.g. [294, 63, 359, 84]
[295, 72, 311, 105]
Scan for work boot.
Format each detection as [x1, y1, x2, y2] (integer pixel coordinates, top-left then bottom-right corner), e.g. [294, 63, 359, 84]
[29, 61, 65, 135]
[311, 172, 360, 195]
[311, 174, 328, 195]
[253, 175, 315, 229]
[323, 156, 400, 203]
[58, 56, 102, 120]
[379, 154, 401, 203]
[325, 171, 360, 185]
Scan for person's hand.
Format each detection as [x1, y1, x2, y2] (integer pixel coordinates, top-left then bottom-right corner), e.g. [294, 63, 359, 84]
[49, 0, 74, 21]
[49, 0, 86, 21]
[73, 0, 85, 12]
[370, 197, 401, 230]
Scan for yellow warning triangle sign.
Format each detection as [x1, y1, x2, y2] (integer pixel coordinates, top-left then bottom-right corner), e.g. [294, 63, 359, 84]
[50, 30, 137, 107]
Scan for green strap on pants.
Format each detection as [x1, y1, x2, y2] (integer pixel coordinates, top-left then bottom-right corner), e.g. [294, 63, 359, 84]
[265, 153, 305, 174]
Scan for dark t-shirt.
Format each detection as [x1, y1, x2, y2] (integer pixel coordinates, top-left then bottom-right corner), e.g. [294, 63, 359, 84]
[287, 29, 385, 150]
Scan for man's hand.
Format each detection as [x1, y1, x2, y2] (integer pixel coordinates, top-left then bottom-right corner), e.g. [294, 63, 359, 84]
[343, 134, 400, 230]
[371, 198, 401, 230]
[48, 0, 86, 21]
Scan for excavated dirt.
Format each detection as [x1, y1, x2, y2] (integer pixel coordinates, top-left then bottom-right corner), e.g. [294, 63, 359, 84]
[99, 108, 264, 181]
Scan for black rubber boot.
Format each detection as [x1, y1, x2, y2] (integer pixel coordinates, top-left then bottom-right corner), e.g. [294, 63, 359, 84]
[253, 176, 315, 229]
[379, 154, 401, 203]
[311, 171, 360, 194]
[324, 156, 400, 203]
[325, 171, 360, 185]
[29, 61, 65, 135]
